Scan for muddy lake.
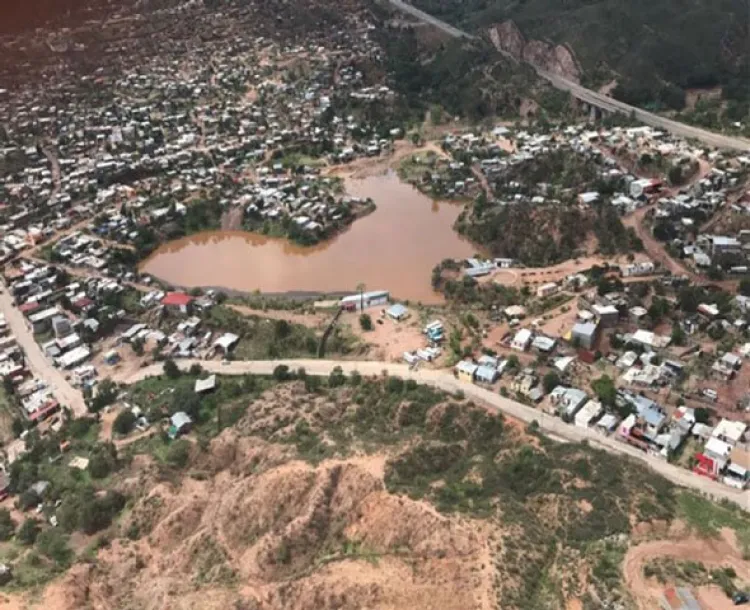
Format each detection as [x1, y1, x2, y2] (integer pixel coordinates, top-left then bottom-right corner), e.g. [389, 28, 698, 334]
[141, 171, 478, 303]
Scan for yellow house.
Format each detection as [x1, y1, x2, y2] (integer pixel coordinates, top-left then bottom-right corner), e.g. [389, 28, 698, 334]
[455, 360, 478, 384]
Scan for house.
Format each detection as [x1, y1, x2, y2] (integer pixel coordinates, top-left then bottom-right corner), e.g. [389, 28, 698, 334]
[161, 292, 193, 313]
[592, 304, 619, 327]
[712, 419, 747, 447]
[536, 282, 558, 298]
[213, 332, 239, 355]
[339, 290, 389, 312]
[574, 400, 603, 428]
[194, 374, 217, 394]
[511, 328, 533, 351]
[169, 411, 193, 439]
[386, 303, 409, 321]
[571, 322, 598, 350]
[549, 386, 588, 419]
[475, 365, 498, 384]
[531, 335, 556, 353]
[455, 360, 477, 383]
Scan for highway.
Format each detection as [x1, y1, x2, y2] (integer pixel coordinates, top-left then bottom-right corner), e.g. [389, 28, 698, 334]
[128, 358, 750, 512]
[387, 0, 750, 152]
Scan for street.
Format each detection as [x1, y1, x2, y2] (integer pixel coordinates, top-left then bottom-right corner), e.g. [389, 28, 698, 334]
[129, 358, 750, 512]
[0, 282, 87, 416]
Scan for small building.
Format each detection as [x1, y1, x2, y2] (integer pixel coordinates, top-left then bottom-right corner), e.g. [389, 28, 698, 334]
[511, 328, 533, 352]
[549, 386, 588, 419]
[575, 400, 603, 428]
[455, 360, 478, 383]
[213, 332, 239, 355]
[169, 411, 193, 439]
[571, 322, 598, 350]
[536, 282, 558, 299]
[194, 374, 217, 394]
[340, 290, 389, 312]
[386, 303, 409, 321]
[475, 365, 498, 384]
[592, 304, 619, 327]
[712, 419, 747, 447]
[161, 292, 194, 313]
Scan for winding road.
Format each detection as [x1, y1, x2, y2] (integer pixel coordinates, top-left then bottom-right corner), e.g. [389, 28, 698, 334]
[387, 0, 750, 152]
[127, 358, 750, 512]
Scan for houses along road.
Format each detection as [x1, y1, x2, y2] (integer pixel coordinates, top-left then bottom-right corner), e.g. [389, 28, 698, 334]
[127, 358, 750, 512]
[0, 281, 87, 417]
[387, 0, 750, 152]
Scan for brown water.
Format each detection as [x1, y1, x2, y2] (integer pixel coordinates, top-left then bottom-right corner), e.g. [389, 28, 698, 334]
[141, 171, 478, 303]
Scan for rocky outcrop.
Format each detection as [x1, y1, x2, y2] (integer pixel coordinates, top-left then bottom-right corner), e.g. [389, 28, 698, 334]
[489, 20, 582, 83]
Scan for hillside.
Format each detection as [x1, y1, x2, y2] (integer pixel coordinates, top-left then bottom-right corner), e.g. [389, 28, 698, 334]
[411, 0, 750, 113]
[3, 369, 750, 609]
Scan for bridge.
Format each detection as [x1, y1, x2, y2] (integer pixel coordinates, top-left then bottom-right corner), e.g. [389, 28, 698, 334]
[387, 0, 750, 152]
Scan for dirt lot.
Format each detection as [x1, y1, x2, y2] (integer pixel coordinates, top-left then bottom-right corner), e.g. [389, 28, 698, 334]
[340, 310, 427, 362]
[485, 254, 650, 288]
[624, 527, 750, 610]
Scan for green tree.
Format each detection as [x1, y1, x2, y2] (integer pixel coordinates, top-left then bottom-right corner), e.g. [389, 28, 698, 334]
[0, 508, 15, 541]
[591, 375, 617, 407]
[131, 337, 145, 356]
[113, 409, 136, 436]
[36, 529, 72, 567]
[694, 407, 711, 424]
[163, 358, 181, 379]
[17, 518, 40, 545]
[739, 279, 750, 297]
[90, 377, 118, 413]
[542, 372, 561, 394]
[359, 313, 373, 331]
[671, 324, 687, 346]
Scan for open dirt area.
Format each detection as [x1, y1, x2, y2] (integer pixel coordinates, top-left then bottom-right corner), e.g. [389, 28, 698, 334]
[340, 310, 427, 362]
[3, 429, 495, 610]
[624, 527, 750, 610]
[485, 254, 650, 288]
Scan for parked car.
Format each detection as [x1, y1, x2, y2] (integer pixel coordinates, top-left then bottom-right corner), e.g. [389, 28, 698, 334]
[734, 592, 749, 605]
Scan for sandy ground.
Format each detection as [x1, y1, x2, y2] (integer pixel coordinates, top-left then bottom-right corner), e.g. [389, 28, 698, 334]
[624, 528, 750, 610]
[485, 254, 649, 288]
[340, 310, 427, 362]
[92, 336, 155, 384]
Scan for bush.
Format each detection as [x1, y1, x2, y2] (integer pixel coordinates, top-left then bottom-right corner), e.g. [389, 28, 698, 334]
[89, 443, 118, 479]
[113, 410, 137, 436]
[272, 365, 290, 381]
[36, 529, 72, 567]
[90, 377, 118, 413]
[359, 313, 373, 331]
[163, 358, 181, 379]
[166, 440, 191, 468]
[0, 508, 15, 541]
[17, 518, 40, 545]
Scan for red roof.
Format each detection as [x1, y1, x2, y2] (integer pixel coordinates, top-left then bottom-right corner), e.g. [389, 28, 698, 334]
[72, 297, 94, 310]
[19, 302, 40, 314]
[161, 292, 193, 307]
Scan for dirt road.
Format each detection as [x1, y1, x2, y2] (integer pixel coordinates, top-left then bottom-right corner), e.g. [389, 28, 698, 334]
[624, 532, 750, 609]
[124, 358, 750, 511]
[0, 282, 86, 416]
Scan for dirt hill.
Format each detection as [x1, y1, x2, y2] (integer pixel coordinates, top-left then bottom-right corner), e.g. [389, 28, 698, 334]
[4, 374, 750, 610]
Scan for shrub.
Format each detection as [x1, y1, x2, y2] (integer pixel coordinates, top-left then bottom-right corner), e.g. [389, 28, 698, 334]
[17, 518, 40, 545]
[36, 529, 72, 567]
[113, 410, 137, 436]
[0, 508, 14, 541]
[163, 358, 181, 379]
[166, 440, 191, 468]
[359, 313, 373, 331]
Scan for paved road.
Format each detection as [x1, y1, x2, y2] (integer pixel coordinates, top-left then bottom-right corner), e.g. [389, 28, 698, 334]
[0, 282, 87, 416]
[129, 358, 750, 511]
[388, 0, 750, 152]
